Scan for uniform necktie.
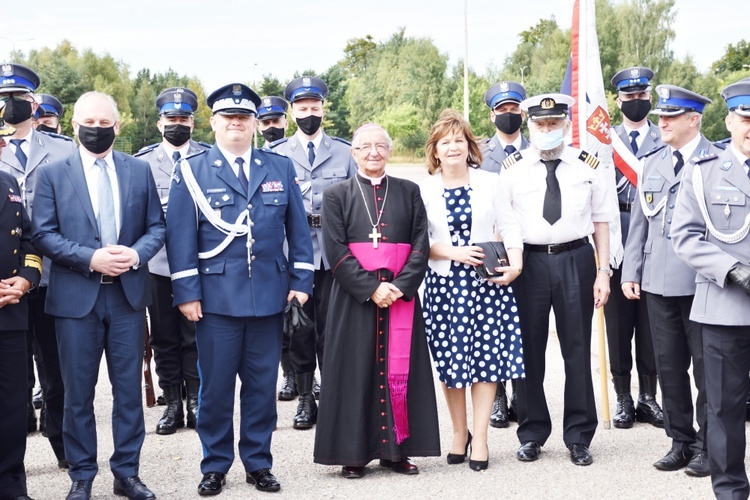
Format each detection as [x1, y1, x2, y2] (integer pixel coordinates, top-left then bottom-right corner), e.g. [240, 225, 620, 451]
[96, 159, 118, 247]
[504, 145, 517, 157]
[172, 150, 181, 165]
[10, 139, 27, 170]
[236, 157, 248, 194]
[542, 159, 562, 225]
[745, 159, 750, 180]
[307, 142, 316, 167]
[629, 130, 640, 155]
[673, 150, 684, 176]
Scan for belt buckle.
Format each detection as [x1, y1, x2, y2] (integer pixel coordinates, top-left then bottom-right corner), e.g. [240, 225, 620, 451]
[547, 244, 556, 254]
[100, 274, 115, 284]
[308, 213, 322, 228]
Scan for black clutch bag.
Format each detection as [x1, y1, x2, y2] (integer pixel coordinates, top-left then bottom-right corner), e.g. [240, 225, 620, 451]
[473, 241, 509, 280]
[283, 297, 314, 337]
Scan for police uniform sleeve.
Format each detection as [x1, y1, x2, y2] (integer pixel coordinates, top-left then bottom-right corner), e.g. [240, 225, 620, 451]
[671, 161, 737, 287]
[165, 159, 203, 305]
[620, 166, 648, 285]
[283, 158, 314, 295]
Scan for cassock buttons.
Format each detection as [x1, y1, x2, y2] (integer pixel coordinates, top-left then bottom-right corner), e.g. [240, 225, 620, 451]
[13, 249, 18, 255]
[16, 211, 20, 217]
[12, 269, 17, 275]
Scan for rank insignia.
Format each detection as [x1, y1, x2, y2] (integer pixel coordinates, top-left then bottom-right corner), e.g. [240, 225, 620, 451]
[722, 160, 732, 171]
[222, 194, 230, 201]
[157, 152, 164, 161]
[661, 150, 668, 159]
[579, 151, 600, 169]
[254, 158, 261, 165]
[8, 194, 21, 203]
[261, 181, 284, 193]
[650, 130, 658, 139]
[24, 254, 42, 273]
[646, 193, 653, 204]
[502, 151, 523, 169]
[213, 159, 222, 167]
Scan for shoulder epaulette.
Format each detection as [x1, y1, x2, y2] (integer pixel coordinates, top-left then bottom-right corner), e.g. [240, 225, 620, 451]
[502, 151, 523, 169]
[258, 147, 286, 158]
[183, 149, 207, 161]
[268, 137, 288, 149]
[331, 136, 352, 146]
[713, 138, 729, 150]
[692, 153, 718, 165]
[134, 143, 159, 157]
[642, 144, 667, 159]
[38, 131, 74, 142]
[578, 150, 599, 169]
[197, 141, 212, 149]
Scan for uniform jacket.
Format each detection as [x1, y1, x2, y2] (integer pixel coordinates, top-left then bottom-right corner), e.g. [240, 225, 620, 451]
[271, 131, 357, 269]
[479, 133, 530, 174]
[0, 171, 40, 330]
[135, 139, 210, 277]
[166, 145, 314, 317]
[621, 135, 718, 296]
[31, 150, 166, 318]
[672, 148, 750, 325]
[419, 167, 524, 276]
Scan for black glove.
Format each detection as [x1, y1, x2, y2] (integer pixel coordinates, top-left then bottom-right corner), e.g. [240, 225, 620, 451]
[283, 297, 314, 337]
[727, 263, 750, 296]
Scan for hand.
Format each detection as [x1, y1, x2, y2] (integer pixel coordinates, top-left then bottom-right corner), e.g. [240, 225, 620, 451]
[453, 245, 485, 266]
[621, 281, 641, 300]
[489, 265, 522, 286]
[594, 273, 610, 309]
[90, 245, 139, 276]
[179, 300, 203, 322]
[0, 277, 31, 308]
[728, 263, 750, 296]
[371, 282, 400, 308]
[287, 290, 309, 305]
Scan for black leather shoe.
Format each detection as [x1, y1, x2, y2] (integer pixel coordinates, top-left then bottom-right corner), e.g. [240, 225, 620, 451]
[27, 390, 37, 434]
[313, 374, 321, 400]
[653, 448, 692, 471]
[156, 385, 185, 435]
[516, 441, 541, 462]
[293, 372, 318, 429]
[66, 480, 93, 500]
[185, 380, 200, 430]
[684, 451, 710, 477]
[246, 468, 281, 492]
[12, 496, 34, 500]
[489, 391, 510, 428]
[113, 476, 155, 499]
[635, 394, 664, 428]
[198, 472, 225, 496]
[379, 458, 419, 475]
[568, 443, 593, 466]
[341, 466, 365, 479]
[446, 431, 472, 464]
[156, 392, 165, 406]
[613, 394, 635, 429]
[277, 370, 297, 401]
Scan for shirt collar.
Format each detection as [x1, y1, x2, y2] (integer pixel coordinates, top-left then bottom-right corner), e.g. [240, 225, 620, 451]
[730, 144, 750, 168]
[161, 140, 190, 160]
[622, 121, 650, 139]
[674, 134, 703, 162]
[215, 143, 251, 167]
[357, 170, 386, 186]
[79, 147, 115, 171]
[497, 132, 522, 151]
[295, 130, 323, 151]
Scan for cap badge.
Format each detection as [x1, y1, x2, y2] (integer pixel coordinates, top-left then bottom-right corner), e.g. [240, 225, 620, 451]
[302, 77, 311, 87]
[499, 82, 510, 92]
[659, 87, 670, 100]
[629, 68, 640, 78]
[1, 64, 11, 76]
[173, 92, 182, 103]
[541, 98, 556, 109]
[263, 98, 271, 106]
[232, 85, 242, 96]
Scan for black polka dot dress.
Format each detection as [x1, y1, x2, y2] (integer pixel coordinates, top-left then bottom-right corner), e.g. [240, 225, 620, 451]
[423, 186, 525, 389]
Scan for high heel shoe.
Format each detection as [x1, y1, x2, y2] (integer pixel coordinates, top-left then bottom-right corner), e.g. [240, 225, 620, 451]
[469, 443, 489, 471]
[446, 431, 472, 465]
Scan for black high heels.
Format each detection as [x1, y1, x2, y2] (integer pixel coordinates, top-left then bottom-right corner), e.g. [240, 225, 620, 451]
[469, 443, 489, 471]
[446, 431, 472, 464]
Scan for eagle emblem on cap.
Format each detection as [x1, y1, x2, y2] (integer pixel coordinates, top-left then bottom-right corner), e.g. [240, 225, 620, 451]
[541, 98, 555, 109]
[263, 97, 271, 106]
[629, 68, 640, 78]
[499, 82, 510, 92]
[1, 64, 11, 76]
[659, 87, 670, 100]
[302, 77, 311, 87]
[173, 92, 182, 103]
[232, 85, 242, 96]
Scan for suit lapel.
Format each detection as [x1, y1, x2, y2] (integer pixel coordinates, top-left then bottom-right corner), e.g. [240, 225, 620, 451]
[247, 149, 268, 199]
[210, 147, 246, 196]
[25, 130, 50, 176]
[114, 152, 131, 228]
[154, 144, 173, 179]
[312, 132, 332, 170]
[655, 147, 677, 185]
[289, 137, 312, 172]
[719, 150, 750, 198]
[63, 152, 98, 232]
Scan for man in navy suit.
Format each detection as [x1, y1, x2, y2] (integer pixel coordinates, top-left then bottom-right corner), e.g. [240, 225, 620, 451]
[166, 83, 313, 495]
[32, 91, 165, 500]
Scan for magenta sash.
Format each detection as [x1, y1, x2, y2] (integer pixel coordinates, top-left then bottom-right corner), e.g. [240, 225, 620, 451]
[349, 242, 414, 444]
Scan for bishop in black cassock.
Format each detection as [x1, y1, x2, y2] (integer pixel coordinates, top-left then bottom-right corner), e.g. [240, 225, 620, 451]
[313, 124, 440, 478]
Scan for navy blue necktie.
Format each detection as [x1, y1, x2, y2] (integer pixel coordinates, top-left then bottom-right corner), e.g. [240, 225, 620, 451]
[629, 131, 639, 155]
[673, 150, 684, 176]
[10, 139, 27, 170]
[172, 150, 181, 165]
[307, 142, 316, 167]
[745, 159, 750, 180]
[236, 157, 248, 194]
[504, 145, 517, 158]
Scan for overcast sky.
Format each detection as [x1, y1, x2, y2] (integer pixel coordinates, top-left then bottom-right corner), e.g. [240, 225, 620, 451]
[3, 0, 745, 92]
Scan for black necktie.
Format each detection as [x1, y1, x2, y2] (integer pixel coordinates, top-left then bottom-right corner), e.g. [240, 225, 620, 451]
[504, 145, 517, 158]
[172, 150, 181, 165]
[673, 150, 684, 176]
[629, 131, 639, 155]
[745, 159, 750, 180]
[10, 139, 27, 170]
[236, 157, 248, 194]
[542, 159, 562, 225]
[307, 142, 316, 167]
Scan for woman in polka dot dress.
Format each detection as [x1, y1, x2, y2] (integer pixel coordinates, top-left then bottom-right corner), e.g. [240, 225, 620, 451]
[419, 110, 525, 471]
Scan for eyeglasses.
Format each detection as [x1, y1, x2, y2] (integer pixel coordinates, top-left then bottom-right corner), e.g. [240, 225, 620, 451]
[353, 143, 390, 154]
[0, 93, 33, 102]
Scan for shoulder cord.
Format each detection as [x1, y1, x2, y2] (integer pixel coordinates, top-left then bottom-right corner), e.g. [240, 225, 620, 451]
[692, 165, 750, 244]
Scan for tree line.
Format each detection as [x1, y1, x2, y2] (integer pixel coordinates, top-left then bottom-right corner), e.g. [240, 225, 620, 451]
[12, 0, 750, 157]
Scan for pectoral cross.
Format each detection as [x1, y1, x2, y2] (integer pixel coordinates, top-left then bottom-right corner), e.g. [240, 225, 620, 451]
[369, 226, 382, 248]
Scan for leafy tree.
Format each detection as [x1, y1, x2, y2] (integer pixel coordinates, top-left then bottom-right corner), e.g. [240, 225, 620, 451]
[340, 35, 377, 77]
[711, 40, 750, 75]
[449, 61, 493, 138]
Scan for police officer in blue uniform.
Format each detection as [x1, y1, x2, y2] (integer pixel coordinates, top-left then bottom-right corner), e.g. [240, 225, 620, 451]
[135, 87, 209, 435]
[0, 62, 75, 466]
[605, 67, 664, 430]
[257, 96, 288, 147]
[166, 83, 313, 495]
[34, 93, 64, 135]
[0, 100, 41, 500]
[270, 76, 356, 429]
[480, 81, 529, 174]
[621, 84, 717, 477]
[672, 79, 750, 499]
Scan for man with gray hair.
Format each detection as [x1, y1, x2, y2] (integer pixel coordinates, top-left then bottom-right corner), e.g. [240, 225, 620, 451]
[32, 90, 165, 500]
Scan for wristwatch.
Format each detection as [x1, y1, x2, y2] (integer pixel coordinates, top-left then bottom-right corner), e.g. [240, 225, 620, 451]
[597, 267, 613, 277]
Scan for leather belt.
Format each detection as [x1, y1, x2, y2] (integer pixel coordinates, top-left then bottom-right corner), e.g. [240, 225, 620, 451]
[619, 202, 632, 213]
[526, 237, 588, 255]
[100, 274, 120, 284]
[307, 213, 322, 228]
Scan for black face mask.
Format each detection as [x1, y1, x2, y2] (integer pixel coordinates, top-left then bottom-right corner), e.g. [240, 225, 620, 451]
[162, 123, 192, 147]
[295, 115, 322, 136]
[36, 124, 58, 134]
[261, 127, 285, 143]
[620, 99, 652, 123]
[77, 125, 116, 154]
[493, 112, 523, 135]
[4, 98, 33, 124]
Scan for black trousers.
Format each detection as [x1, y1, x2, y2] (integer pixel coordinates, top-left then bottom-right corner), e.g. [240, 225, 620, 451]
[604, 266, 657, 382]
[148, 274, 198, 387]
[644, 292, 706, 453]
[0, 330, 28, 498]
[514, 244, 598, 447]
[27, 287, 65, 460]
[290, 267, 332, 374]
[701, 324, 750, 500]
